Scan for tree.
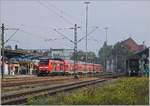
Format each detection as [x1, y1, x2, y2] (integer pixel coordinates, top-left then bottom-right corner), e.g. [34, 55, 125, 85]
[86, 51, 96, 63]
[98, 42, 113, 70]
[70, 50, 97, 63]
[98, 41, 133, 72]
[112, 42, 133, 71]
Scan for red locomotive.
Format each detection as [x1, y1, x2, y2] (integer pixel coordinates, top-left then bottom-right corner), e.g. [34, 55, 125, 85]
[37, 58, 103, 76]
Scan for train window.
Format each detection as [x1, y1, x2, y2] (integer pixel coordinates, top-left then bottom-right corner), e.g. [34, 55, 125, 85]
[60, 64, 63, 70]
[39, 59, 49, 65]
[56, 64, 60, 71]
[66, 65, 68, 68]
[53, 63, 56, 71]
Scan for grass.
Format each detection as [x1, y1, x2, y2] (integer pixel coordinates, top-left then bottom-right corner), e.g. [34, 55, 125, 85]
[26, 77, 149, 105]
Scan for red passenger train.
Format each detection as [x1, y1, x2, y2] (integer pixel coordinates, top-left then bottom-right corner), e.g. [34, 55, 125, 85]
[37, 58, 103, 76]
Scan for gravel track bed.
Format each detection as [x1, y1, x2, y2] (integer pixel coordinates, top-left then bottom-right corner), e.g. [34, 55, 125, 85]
[1, 77, 73, 87]
[1, 77, 97, 93]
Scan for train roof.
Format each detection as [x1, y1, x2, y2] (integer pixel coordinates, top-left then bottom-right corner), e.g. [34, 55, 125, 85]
[39, 58, 102, 66]
[39, 58, 64, 61]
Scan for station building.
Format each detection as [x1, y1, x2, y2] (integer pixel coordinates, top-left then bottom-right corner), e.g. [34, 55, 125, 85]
[1, 49, 41, 76]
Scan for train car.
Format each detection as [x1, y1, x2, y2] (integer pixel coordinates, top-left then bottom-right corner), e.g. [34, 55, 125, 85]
[63, 60, 74, 74]
[38, 58, 65, 76]
[95, 64, 103, 73]
[37, 58, 103, 76]
[64, 60, 103, 74]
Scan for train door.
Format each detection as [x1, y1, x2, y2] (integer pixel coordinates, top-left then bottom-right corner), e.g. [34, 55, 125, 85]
[14, 66, 19, 75]
[56, 62, 60, 71]
[48, 61, 53, 73]
[60, 63, 63, 72]
[52, 62, 57, 75]
[60, 62, 64, 75]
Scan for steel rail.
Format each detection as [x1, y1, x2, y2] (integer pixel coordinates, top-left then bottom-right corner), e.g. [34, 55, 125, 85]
[2, 76, 71, 82]
[2, 78, 80, 93]
[2, 77, 73, 87]
[1, 78, 107, 105]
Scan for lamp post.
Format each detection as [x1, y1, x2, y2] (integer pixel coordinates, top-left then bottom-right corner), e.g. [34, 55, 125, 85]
[84, 2, 90, 74]
[104, 27, 108, 45]
[104, 27, 108, 72]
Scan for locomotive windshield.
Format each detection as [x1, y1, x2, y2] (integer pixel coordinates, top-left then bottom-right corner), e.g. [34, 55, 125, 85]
[39, 59, 49, 65]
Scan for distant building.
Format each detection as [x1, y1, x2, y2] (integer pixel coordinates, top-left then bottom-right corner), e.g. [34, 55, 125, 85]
[120, 37, 145, 53]
[48, 48, 74, 59]
[106, 37, 145, 73]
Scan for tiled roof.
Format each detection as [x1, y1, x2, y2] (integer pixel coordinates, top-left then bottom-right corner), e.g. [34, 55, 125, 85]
[121, 37, 145, 53]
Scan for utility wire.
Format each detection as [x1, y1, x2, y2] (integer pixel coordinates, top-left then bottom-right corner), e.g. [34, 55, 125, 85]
[19, 29, 45, 39]
[54, 29, 74, 43]
[88, 38, 99, 43]
[77, 26, 99, 43]
[45, 37, 65, 42]
[3, 23, 51, 42]
[9, 39, 20, 43]
[46, 1, 83, 25]
[45, 37, 73, 48]
[37, 1, 74, 26]
[4, 29, 19, 44]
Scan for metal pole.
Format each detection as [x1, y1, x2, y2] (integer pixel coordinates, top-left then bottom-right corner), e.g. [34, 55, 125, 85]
[115, 46, 117, 73]
[74, 24, 78, 77]
[1, 23, 5, 79]
[85, 2, 90, 73]
[104, 27, 108, 72]
[93, 58, 94, 77]
[104, 27, 108, 45]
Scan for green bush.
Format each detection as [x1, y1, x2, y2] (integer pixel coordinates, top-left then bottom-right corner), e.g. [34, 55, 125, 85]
[26, 77, 149, 105]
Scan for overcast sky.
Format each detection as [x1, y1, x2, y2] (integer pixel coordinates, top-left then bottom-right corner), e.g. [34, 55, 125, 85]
[1, 0, 150, 55]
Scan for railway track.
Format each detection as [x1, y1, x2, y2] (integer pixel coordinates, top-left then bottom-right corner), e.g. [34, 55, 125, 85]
[2, 77, 73, 87]
[2, 76, 71, 82]
[2, 73, 124, 88]
[1, 78, 108, 105]
[1, 78, 90, 93]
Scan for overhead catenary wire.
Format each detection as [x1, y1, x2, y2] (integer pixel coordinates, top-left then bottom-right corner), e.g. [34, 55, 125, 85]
[37, 1, 74, 26]
[45, 37, 73, 48]
[88, 38, 99, 43]
[6, 39, 26, 48]
[4, 29, 19, 44]
[45, 1, 83, 25]
[9, 39, 20, 43]
[3, 23, 62, 44]
[45, 37, 65, 42]
[77, 26, 99, 43]
[54, 29, 74, 43]
[20, 24, 58, 37]
[2, 23, 53, 41]
[19, 29, 46, 39]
